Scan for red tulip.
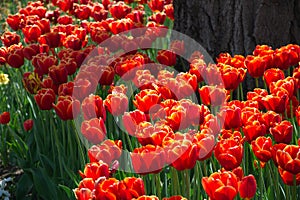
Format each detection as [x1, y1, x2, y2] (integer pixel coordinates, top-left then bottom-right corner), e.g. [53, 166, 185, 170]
[32, 54, 58, 75]
[81, 117, 107, 144]
[7, 48, 24, 68]
[135, 196, 159, 200]
[219, 105, 242, 130]
[53, 95, 80, 120]
[262, 93, 289, 114]
[1, 31, 20, 47]
[164, 4, 174, 20]
[245, 55, 268, 78]
[0, 112, 10, 125]
[133, 89, 161, 113]
[199, 85, 227, 106]
[57, 15, 73, 25]
[202, 171, 238, 200]
[276, 145, 300, 175]
[148, 0, 165, 12]
[189, 58, 206, 83]
[157, 50, 176, 66]
[109, 1, 132, 20]
[104, 92, 128, 116]
[162, 196, 187, 200]
[243, 120, 267, 142]
[214, 137, 243, 170]
[23, 119, 34, 131]
[131, 145, 165, 174]
[251, 136, 273, 162]
[74, 4, 91, 20]
[238, 175, 257, 199]
[296, 106, 300, 126]
[164, 134, 198, 170]
[278, 167, 300, 186]
[270, 120, 293, 144]
[219, 64, 246, 90]
[22, 24, 42, 43]
[38, 32, 61, 49]
[88, 140, 122, 164]
[122, 109, 147, 135]
[263, 68, 285, 87]
[48, 65, 68, 85]
[34, 88, 56, 110]
[79, 161, 110, 181]
[23, 43, 40, 60]
[6, 14, 24, 31]
[82, 95, 106, 121]
[193, 130, 215, 161]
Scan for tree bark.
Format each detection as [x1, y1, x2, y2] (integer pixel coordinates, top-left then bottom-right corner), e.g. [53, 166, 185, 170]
[173, 0, 300, 92]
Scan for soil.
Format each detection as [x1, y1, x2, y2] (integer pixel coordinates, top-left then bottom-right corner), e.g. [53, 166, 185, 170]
[0, 163, 23, 199]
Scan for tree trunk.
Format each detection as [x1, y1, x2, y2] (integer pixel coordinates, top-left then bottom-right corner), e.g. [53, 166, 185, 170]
[173, 0, 300, 92]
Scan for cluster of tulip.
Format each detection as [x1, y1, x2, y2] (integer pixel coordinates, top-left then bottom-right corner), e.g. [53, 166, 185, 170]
[1, 0, 300, 199]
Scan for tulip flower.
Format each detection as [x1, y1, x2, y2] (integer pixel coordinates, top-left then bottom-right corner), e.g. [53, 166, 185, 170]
[53, 95, 80, 120]
[88, 140, 122, 164]
[81, 117, 107, 144]
[202, 171, 238, 200]
[131, 145, 165, 174]
[276, 145, 300, 175]
[157, 50, 176, 66]
[0, 111, 10, 125]
[238, 174, 257, 199]
[23, 119, 34, 131]
[34, 88, 56, 110]
[82, 95, 106, 121]
[214, 137, 243, 170]
[270, 120, 293, 144]
[104, 92, 128, 116]
[251, 136, 273, 162]
[79, 161, 110, 181]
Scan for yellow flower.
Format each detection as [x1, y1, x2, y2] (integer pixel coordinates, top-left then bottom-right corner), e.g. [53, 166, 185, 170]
[0, 73, 9, 85]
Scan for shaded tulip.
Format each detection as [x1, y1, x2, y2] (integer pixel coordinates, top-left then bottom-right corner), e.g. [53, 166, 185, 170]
[82, 95, 106, 121]
[164, 135, 198, 170]
[104, 92, 128, 116]
[199, 85, 227, 106]
[53, 95, 80, 120]
[49, 65, 68, 85]
[7, 48, 24, 68]
[131, 145, 165, 174]
[238, 175, 257, 199]
[81, 117, 107, 144]
[34, 88, 56, 110]
[1, 31, 20, 47]
[157, 50, 176, 66]
[23, 119, 34, 131]
[122, 109, 147, 135]
[278, 167, 300, 186]
[0, 112, 10, 125]
[88, 140, 122, 164]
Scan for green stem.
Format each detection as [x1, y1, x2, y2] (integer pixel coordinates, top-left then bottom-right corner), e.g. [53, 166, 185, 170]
[293, 175, 297, 200]
[255, 78, 259, 88]
[183, 169, 190, 198]
[154, 173, 162, 199]
[171, 167, 180, 195]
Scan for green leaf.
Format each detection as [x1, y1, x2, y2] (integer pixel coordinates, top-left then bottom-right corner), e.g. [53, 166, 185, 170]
[16, 173, 33, 200]
[58, 184, 75, 199]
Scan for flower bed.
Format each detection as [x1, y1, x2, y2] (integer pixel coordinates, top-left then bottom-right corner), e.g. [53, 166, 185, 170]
[0, 0, 300, 200]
